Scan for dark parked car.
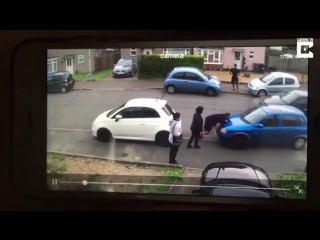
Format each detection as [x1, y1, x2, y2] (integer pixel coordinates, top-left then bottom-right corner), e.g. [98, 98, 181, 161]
[113, 59, 137, 78]
[191, 162, 283, 198]
[259, 90, 308, 116]
[47, 71, 75, 94]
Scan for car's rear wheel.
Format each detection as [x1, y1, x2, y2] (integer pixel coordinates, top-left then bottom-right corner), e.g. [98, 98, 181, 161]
[292, 137, 306, 150]
[231, 134, 248, 150]
[61, 86, 68, 94]
[257, 90, 267, 98]
[155, 131, 170, 147]
[97, 128, 112, 142]
[206, 88, 216, 97]
[166, 85, 176, 94]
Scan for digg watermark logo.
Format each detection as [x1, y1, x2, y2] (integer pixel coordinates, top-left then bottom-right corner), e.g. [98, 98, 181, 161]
[296, 38, 313, 59]
[160, 54, 184, 58]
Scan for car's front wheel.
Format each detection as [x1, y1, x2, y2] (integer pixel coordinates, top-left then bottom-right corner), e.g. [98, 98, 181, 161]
[257, 90, 267, 98]
[155, 131, 170, 147]
[97, 128, 112, 142]
[61, 86, 68, 94]
[166, 85, 176, 94]
[231, 134, 248, 150]
[292, 137, 306, 150]
[205, 87, 217, 97]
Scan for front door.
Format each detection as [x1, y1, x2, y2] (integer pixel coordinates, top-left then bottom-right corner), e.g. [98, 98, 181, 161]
[266, 77, 284, 94]
[111, 107, 146, 138]
[66, 58, 74, 74]
[183, 72, 205, 92]
[234, 51, 242, 69]
[143, 49, 153, 54]
[256, 115, 281, 145]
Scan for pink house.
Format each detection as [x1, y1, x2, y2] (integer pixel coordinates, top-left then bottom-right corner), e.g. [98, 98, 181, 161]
[194, 47, 266, 71]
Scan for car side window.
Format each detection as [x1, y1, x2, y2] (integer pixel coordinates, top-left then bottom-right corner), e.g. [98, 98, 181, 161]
[118, 107, 146, 119]
[285, 78, 295, 85]
[142, 107, 160, 118]
[268, 77, 283, 85]
[260, 115, 279, 127]
[52, 76, 61, 82]
[281, 115, 298, 127]
[298, 116, 307, 127]
[172, 72, 185, 80]
[185, 72, 202, 81]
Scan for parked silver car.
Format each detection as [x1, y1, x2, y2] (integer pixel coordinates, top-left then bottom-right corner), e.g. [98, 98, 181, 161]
[248, 72, 300, 97]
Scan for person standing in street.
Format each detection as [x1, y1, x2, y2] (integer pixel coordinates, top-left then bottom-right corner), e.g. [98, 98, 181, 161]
[242, 56, 246, 71]
[168, 112, 182, 164]
[187, 106, 204, 149]
[203, 113, 231, 135]
[230, 64, 240, 92]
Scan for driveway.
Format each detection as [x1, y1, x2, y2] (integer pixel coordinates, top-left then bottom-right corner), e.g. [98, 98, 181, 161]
[47, 90, 307, 173]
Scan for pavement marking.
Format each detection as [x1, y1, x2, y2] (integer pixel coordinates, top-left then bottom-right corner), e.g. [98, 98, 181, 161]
[47, 128, 219, 142]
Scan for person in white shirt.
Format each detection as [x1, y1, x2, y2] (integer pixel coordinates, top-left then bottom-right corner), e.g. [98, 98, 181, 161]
[168, 112, 182, 164]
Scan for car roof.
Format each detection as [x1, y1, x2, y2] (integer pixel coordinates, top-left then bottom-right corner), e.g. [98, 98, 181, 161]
[52, 71, 68, 76]
[271, 72, 298, 79]
[289, 90, 308, 97]
[203, 161, 271, 188]
[125, 98, 167, 108]
[262, 104, 305, 115]
[171, 67, 199, 74]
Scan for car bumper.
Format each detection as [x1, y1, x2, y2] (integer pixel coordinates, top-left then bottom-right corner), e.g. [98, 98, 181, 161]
[248, 84, 258, 96]
[217, 133, 233, 142]
[92, 123, 97, 137]
[113, 71, 132, 77]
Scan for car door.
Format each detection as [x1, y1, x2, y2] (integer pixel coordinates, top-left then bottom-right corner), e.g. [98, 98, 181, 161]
[291, 97, 308, 116]
[284, 78, 299, 92]
[143, 107, 163, 139]
[52, 75, 62, 90]
[171, 72, 185, 91]
[47, 77, 54, 91]
[110, 107, 146, 138]
[255, 114, 281, 145]
[183, 72, 205, 92]
[266, 77, 284, 94]
[278, 114, 299, 143]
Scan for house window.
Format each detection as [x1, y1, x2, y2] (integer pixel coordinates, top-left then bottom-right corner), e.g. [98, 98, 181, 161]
[249, 51, 254, 59]
[199, 49, 223, 64]
[78, 55, 84, 63]
[163, 48, 189, 55]
[130, 48, 137, 56]
[47, 58, 58, 73]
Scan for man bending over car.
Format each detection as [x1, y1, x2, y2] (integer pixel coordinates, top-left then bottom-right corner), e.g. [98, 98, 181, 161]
[203, 113, 230, 135]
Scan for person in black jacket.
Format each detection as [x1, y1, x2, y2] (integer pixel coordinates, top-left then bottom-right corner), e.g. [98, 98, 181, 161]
[187, 106, 204, 149]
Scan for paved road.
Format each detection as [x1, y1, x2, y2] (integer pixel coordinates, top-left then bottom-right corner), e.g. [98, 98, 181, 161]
[47, 90, 307, 173]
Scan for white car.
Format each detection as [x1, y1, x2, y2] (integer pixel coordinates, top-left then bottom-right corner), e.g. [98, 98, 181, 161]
[92, 98, 175, 147]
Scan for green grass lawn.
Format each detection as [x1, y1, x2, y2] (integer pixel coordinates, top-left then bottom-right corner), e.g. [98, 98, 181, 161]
[73, 69, 112, 82]
[271, 173, 306, 199]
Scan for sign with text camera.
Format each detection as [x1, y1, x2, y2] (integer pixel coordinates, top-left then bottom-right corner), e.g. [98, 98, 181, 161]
[296, 38, 314, 58]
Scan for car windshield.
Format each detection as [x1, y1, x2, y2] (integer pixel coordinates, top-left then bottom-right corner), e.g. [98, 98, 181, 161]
[280, 92, 298, 104]
[117, 60, 132, 66]
[259, 73, 275, 83]
[107, 103, 126, 117]
[241, 106, 267, 124]
[198, 69, 210, 79]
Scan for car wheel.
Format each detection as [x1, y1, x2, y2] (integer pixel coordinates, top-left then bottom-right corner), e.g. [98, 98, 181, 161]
[206, 88, 216, 97]
[257, 90, 267, 98]
[293, 137, 306, 150]
[231, 135, 248, 150]
[130, 71, 134, 77]
[155, 131, 170, 147]
[166, 85, 176, 94]
[61, 86, 68, 94]
[97, 128, 112, 142]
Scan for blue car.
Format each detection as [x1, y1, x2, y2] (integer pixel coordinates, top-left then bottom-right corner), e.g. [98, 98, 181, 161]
[163, 67, 221, 97]
[218, 105, 307, 150]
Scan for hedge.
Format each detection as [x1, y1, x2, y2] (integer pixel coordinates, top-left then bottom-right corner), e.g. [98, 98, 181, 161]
[137, 54, 204, 79]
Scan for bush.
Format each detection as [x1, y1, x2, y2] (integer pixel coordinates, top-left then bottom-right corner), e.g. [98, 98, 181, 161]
[137, 54, 204, 79]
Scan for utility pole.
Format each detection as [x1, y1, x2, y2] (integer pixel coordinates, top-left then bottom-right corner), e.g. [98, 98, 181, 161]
[88, 49, 92, 81]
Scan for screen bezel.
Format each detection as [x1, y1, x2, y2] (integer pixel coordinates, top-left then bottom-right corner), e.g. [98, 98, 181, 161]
[11, 39, 319, 206]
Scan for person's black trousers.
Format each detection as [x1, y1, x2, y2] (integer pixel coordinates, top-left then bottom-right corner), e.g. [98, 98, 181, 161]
[169, 144, 180, 163]
[187, 130, 201, 147]
[231, 76, 239, 90]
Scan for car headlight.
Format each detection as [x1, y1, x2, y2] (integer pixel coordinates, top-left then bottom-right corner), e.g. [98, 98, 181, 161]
[220, 128, 227, 134]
